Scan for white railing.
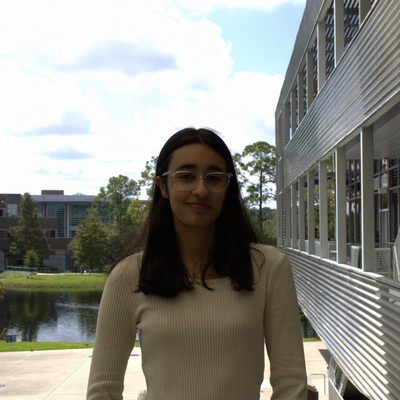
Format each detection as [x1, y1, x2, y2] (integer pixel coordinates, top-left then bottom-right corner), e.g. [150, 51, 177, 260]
[393, 228, 400, 281]
[375, 248, 391, 275]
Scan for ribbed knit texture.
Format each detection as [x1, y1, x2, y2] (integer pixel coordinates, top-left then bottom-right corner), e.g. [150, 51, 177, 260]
[87, 244, 307, 400]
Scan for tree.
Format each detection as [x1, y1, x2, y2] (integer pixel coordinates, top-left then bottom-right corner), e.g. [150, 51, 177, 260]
[127, 198, 148, 227]
[93, 175, 145, 265]
[94, 175, 140, 224]
[139, 156, 158, 197]
[69, 216, 108, 272]
[9, 193, 50, 265]
[234, 142, 276, 233]
[24, 250, 40, 268]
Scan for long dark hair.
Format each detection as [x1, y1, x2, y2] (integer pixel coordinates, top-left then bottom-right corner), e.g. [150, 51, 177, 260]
[110, 127, 261, 297]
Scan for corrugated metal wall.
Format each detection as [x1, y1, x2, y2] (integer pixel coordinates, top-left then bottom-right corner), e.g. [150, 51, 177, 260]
[275, 0, 324, 113]
[285, 249, 400, 399]
[283, 0, 400, 187]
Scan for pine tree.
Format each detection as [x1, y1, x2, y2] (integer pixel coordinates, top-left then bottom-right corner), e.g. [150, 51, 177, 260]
[9, 193, 50, 265]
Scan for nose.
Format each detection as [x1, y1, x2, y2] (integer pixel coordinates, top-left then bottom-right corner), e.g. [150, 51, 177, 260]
[192, 176, 209, 195]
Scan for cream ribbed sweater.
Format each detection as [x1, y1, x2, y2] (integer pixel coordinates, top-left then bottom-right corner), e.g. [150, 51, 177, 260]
[87, 244, 307, 400]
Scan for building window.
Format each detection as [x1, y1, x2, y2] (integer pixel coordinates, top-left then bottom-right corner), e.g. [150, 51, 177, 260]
[7, 203, 18, 216]
[69, 203, 91, 237]
[346, 159, 361, 245]
[374, 158, 400, 243]
[46, 203, 66, 238]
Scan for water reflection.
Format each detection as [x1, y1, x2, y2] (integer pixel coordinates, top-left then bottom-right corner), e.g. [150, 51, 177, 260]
[0, 290, 102, 342]
[0, 289, 317, 342]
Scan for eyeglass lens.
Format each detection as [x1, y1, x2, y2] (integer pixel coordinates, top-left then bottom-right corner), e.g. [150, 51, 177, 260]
[173, 171, 229, 191]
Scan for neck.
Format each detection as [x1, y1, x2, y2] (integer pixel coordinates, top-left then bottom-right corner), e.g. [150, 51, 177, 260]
[175, 225, 215, 275]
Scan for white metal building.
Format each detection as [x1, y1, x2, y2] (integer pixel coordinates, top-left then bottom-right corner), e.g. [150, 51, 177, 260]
[275, 0, 399, 398]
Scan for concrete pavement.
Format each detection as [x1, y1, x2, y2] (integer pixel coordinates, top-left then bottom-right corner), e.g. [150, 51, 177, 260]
[0, 341, 329, 399]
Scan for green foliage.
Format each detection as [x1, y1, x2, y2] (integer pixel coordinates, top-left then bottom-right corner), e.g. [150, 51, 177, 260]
[248, 207, 277, 245]
[24, 250, 40, 268]
[8, 193, 50, 264]
[104, 220, 136, 264]
[139, 156, 158, 197]
[94, 175, 140, 224]
[69, 216, 108, 272]
[234, 142, 276, 239]
[127, 198, 148, 226]
[90, 175, 145, 265]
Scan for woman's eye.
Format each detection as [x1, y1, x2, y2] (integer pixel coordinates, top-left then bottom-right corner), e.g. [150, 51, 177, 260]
[207, 174, 223, 182]
[176, 172, 196, 181]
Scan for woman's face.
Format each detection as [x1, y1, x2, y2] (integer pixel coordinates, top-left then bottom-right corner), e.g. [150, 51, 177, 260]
[157, 143, 228, 234]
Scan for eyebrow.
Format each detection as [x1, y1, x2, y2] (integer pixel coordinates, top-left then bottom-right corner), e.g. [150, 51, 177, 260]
[176, 163, 225, 172]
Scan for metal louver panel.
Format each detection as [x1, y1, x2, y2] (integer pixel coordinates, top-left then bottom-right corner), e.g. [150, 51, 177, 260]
[284, 249, 400, 399]
[283, 0, 400, 186]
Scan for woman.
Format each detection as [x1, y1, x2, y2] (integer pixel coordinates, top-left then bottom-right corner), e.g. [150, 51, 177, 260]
[87, 127, 307, 399]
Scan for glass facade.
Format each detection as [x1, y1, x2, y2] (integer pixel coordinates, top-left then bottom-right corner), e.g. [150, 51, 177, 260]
[69, 203, 92, 237]
[32, 198, 112, 238]
[46, 203, 66, 238]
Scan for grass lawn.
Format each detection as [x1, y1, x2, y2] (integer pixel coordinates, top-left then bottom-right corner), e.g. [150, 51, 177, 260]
[0, 341, 94, 352]
[0, 271, 107, 289]
[0, 341, 141, 352]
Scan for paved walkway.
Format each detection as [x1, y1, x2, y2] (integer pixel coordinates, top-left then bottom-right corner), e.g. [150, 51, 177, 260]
[0, 341, 329, 399]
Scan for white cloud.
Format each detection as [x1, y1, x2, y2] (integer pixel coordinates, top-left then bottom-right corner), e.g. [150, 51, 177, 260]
[16, 109, 93, 137]
[47, 40, 178, 76]
[0, 0, 287, 196]
[41, 146, 93, 160]
[175, 0, 305, 13]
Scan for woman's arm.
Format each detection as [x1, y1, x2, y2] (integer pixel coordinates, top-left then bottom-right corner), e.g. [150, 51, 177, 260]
[263, 249, 307, 400]
[87, 262, 137, 400]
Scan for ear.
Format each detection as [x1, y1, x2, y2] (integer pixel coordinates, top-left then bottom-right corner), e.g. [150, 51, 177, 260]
[156, 176, 169, 199]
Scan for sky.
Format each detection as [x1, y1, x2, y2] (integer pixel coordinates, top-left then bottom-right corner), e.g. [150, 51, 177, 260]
[0, 0, 306, 197]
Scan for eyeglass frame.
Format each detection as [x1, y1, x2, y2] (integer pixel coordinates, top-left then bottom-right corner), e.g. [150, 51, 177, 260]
[161, 169, 233, 192]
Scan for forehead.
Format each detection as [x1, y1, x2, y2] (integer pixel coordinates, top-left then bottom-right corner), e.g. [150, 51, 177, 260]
[168, 143, 227, 171]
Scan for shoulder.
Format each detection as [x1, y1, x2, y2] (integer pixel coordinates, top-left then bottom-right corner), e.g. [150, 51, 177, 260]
[250, 243, 291, 280]
[250, 243, 288, 266]
[107, 251, 143, 289]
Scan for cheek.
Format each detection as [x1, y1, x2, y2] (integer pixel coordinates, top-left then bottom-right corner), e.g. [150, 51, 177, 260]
[214, 194, 226, 213]
[168, 189, 187, 208]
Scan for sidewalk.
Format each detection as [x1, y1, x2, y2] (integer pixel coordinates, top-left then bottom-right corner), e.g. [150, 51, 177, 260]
[0, 341, 329, 399]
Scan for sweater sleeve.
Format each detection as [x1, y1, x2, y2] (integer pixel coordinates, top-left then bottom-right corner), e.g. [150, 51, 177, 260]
[263, 248, 307, 400]
[87, 260, 138, 400]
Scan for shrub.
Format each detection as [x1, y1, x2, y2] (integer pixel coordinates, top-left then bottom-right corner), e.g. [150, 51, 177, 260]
[24, 250, 40, 268]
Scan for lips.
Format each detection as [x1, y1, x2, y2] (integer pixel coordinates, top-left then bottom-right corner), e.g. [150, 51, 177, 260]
[186, 202, 211, 209]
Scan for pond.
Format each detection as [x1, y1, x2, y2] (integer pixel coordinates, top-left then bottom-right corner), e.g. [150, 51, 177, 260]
[0, 289, 317, 342]
[0, 289, 102, 342]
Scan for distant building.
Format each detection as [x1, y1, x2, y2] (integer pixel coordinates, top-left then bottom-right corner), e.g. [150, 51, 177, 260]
[0, 190, 97, 270]
[275, 0, 399, 398]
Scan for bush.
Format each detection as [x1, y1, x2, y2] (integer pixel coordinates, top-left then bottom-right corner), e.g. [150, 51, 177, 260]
[24, 250, 40, 268]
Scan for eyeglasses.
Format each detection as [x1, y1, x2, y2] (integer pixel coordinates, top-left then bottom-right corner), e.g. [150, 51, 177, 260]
[162, 170, 233, 192]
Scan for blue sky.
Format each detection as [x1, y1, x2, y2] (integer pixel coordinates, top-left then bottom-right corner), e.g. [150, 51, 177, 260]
[207, 5, 304, 74]
[0, 0, 305, 196]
